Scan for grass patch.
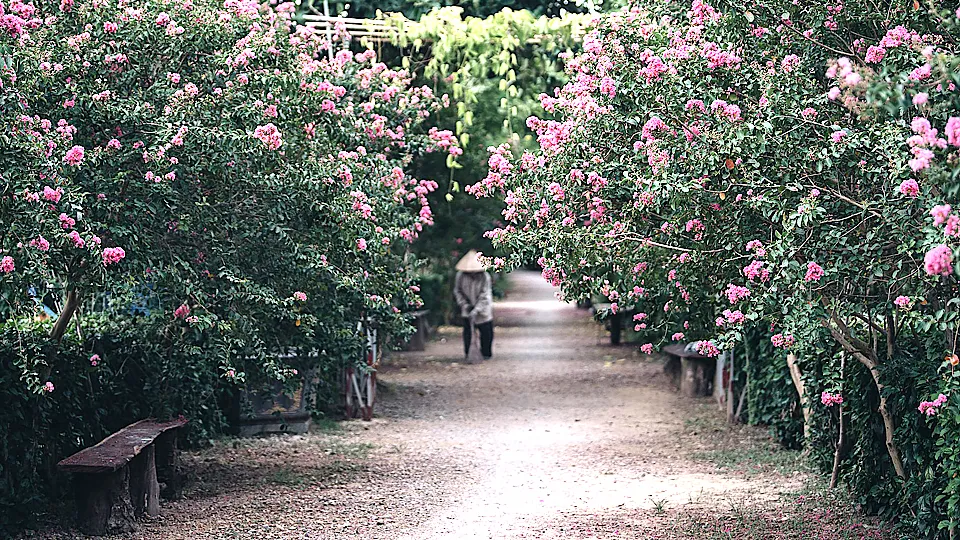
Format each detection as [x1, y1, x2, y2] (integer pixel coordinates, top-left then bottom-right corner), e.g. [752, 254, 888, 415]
[691, 447, 806, 475]
[666, 482, 897, 539]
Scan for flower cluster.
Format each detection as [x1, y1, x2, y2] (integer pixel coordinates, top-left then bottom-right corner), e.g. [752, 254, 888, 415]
[821, 392, 844, 407]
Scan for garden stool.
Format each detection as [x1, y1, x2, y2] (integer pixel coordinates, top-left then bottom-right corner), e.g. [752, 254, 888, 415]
[662, 343, 714, 397]
[57, 417, 187, 536]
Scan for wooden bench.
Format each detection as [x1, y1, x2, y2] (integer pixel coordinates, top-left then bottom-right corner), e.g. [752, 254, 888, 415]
[663, 343, 715, 397]
[58, 418, 187, 535]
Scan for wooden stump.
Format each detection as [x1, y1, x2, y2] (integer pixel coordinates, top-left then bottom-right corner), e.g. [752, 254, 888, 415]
[129, 445, 160, 518]
[680, 357, 714, 397]
[74, 468, 136, 535]
[155, 430, 183, 501]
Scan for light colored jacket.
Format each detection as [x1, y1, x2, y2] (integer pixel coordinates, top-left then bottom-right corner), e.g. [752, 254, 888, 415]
[454, 271, 493, 324]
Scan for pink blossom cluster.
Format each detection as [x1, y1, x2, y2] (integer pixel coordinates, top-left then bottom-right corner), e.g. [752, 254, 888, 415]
[804, 261, 824, 282]
[0, 256, 14, 274]
[67, 231, 85, 248]
[743, 260, 770, 282]
[821, 391, 843, 407]
[696, 340, 720, 357]
[724, 283, 750, 304]
[253, 123, 283, 150]
[30, 236, 50, 251]
[102, 247, 126, 265]
[709, 99, 741, 121]
[864, 26, 923, 65]
[927, 206, 960, 248]
[924, 244, 953, 276]
[715, 309, 745, 327]
[771, 333, 796, 349]
[918, 394, 948, 416]
[173, 304, 191, 319]
[0, 0, 42, 38]
[42, 186, 63, 203]
[63, 145, 85, 165]
[894, 296, 911, 309]
[907, 117, 947, 173]
[899, 179, 920, 198]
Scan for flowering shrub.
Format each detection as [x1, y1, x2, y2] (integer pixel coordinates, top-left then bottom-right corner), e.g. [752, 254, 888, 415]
[475, 0, 960, 532]
[0, 0, 455, 529]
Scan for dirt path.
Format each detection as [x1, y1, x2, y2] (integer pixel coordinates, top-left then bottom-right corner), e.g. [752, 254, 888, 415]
[114, 271, 887, 539]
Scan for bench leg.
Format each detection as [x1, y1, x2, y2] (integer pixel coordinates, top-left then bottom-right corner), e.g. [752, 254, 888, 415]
[156, 430, 184, 501]
[74, 468, 136, 535]
[129, 445, 160, 518]
[609, 313, 622, 345]
[680, 358, 714, 397]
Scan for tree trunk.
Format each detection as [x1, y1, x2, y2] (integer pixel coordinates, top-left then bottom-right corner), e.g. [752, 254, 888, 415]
[50, 290, 80, 343]
[825, 322, 907, 480]
[830, 355, 846, 489]
[786, 353, 810, 440]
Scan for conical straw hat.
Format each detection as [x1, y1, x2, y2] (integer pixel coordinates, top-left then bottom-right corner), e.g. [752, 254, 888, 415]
[455, 250, 488, 272]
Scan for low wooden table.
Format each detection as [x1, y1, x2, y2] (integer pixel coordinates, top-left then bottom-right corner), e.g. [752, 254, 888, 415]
[58, 418, 187, 535]
[662, 343, 715, 397]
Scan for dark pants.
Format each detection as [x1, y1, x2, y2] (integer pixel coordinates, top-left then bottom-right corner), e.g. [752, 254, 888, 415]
[463, 320, 494, 358]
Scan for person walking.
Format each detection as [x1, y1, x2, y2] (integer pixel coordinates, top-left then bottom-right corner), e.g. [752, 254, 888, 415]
[454, 250, 493, 361]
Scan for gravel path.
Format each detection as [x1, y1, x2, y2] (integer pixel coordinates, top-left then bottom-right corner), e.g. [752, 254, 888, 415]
[50, 271, 889, 539]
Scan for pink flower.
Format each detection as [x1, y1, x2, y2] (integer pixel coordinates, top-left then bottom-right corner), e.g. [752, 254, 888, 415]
[671, 332, 685, 341]
[919, 394, 948, 416]
[894, 296, 911, 309]
[293, 291, 307, 302]
[64, 145, 85, 166]
[356, 238, 367, 251]
[725, 283, 751, 303]
[59, 213, 76, 229]
[43, 186, 63, 203]
[827, 87, 841, 100]
[106, 138, 121, 150]
[90, 354, 100, 366]
[924, 244, 953, 276]
[771, 333, 796, 349]
[804, 261, 824, 282]
[67, 231, 85, 248]
[640, 343, 653, 354]
[103, 21, 118, 33]
[821, 392, 843, 407]
[913, 92, 929, 106]
[173, 304, 191, 319]
[44, 381, 55, 393]
[931, 205, 952, 226]
[253, 123, 283, 150]
[0, 256, 14, 273]
[947, 117, 960, 148]
[102, 246, 126, 265]
[30, 236, 50, 251]
[696, 340, 720, 357]
[899, 179, 920, 197]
